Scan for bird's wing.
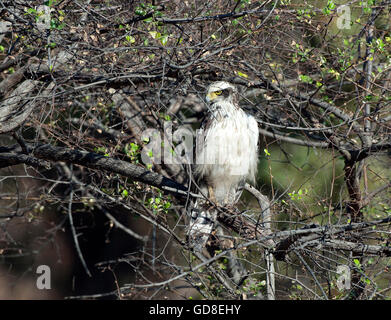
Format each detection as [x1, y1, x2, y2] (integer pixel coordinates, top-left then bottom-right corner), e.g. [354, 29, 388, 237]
[246, 113, 259, 184]
[188, 113, 218, 252]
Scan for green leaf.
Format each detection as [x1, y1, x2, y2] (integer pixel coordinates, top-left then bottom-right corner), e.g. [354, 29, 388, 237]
[25, 8, 37, 15]
[299, 74, 313, 84]
[236, 71, 248, 78]
[154, 10, 163, 18]
[160, 34, 168, 46]
[149, 31, 159, 39]
[126, 35, 136, 44]
[135, 8, 147, 16]
[130, 142, 139, 152]
[44, 0, 56, 6]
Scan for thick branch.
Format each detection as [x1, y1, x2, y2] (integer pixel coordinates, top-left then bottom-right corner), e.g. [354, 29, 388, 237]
[273, 216, 391, 260]
[0, 143, 187, 193]
[321, 239, 391, 257]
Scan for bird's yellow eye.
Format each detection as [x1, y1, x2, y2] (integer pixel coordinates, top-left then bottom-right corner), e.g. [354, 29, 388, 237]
[214, 90, 223, 96]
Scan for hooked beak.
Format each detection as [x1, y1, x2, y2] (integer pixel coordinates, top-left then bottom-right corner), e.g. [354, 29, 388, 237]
[206, 92, 217, 103]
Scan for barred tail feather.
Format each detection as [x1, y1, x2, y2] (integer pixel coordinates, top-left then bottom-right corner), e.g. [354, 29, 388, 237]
[187, 202, 216, 252]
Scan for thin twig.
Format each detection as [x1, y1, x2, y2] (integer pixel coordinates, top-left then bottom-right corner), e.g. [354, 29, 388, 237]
[67, 165, 92, 277]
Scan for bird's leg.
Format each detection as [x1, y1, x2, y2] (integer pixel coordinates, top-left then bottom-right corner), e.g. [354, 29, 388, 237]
[208, 186, 216, 204]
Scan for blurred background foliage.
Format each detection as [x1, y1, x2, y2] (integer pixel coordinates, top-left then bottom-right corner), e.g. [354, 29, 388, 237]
[0, 0, 391, 299]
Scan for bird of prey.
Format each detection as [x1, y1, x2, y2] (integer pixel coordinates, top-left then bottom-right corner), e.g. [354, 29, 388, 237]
[187, 81, 259, 252]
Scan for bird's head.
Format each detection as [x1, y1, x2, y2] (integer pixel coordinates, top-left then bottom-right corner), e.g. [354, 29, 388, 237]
[205, 81, 238, 105]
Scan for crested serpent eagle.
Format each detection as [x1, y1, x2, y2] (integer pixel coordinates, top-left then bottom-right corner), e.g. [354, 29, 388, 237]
[187, 81, 259, 252]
